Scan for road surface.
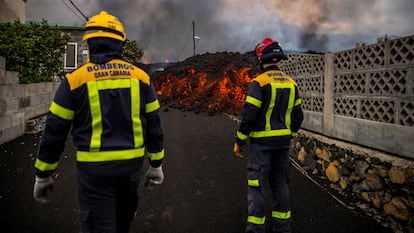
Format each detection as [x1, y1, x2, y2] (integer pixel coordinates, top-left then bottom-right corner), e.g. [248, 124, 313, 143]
[0, 108, 391, 233]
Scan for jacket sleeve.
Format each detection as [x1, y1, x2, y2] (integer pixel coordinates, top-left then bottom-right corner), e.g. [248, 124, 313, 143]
[290, 86, 304, 135]
[143, 83, 164, 168]
[35, 79, 73, 178]
[236, 81, 262, 145]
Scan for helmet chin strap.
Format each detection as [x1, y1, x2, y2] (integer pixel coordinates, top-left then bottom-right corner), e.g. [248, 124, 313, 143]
[259, 62, 280, 71]
[262, 63, 279, 68]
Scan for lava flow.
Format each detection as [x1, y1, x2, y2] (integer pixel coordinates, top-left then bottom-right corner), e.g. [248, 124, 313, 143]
[152, 52, 259, 114]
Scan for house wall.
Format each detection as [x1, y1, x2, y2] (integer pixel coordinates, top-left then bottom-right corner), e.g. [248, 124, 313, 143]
[60, 28, 88, 71]
[0, 0, 26, 23]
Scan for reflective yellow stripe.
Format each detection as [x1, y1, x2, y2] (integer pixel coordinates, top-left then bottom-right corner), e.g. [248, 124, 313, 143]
[285, 84, 295, 130]
[248, 179, 260, 187]
[265, 84, 277, 130]
[87, 79, 144, 150]
[130, 79, 143, 148]
[249, 128, 291, 138]
[97, 78, 132, 89]
[237, 131, 248, 140]
[49, 101, 74, 120]
[246, 96, 262, 108]
[272, 210, 291, 219]
[147, 149, 164, 161]
[87, 82, 102, 151]
[250, 82, 296, 139]
[247, 215, 266, 225]
[145, 99, 160, 113]
[295, 98, 302, 106]
[76, 148, 145, 162]
[34, 159, 59, 172]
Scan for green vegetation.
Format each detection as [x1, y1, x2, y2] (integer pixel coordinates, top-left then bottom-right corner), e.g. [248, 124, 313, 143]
[0, 20, 70, 84]
[0, 20, 145, 83]
[122, 39, 144, 66]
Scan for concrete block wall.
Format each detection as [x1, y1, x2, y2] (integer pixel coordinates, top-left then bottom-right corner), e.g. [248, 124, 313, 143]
[281, 34, 414, 159]
[0, 56, 59, 144]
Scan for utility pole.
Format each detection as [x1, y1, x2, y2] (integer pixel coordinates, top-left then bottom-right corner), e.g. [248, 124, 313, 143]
[193, 20, 195, 57]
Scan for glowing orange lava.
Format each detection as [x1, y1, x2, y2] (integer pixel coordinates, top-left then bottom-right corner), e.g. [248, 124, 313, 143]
[153, 64, 257, 114]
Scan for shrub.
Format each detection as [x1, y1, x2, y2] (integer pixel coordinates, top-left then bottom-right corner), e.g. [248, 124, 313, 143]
[0, 20, 70, 83]
[122, 39, 144, 66]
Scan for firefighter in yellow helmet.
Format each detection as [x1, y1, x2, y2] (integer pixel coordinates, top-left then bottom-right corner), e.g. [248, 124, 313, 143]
[33, 11, 165, 233]
[234, 38, 303, 233]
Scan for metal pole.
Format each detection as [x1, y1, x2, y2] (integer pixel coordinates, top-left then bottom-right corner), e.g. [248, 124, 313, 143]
[193, 20, 195, 57]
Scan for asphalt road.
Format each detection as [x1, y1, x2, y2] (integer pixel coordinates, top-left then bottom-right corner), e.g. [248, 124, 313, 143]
[0, 107, 392, 233]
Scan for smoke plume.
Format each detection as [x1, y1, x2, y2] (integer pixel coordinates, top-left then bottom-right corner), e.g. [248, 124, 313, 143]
[25, 0, 414, 62]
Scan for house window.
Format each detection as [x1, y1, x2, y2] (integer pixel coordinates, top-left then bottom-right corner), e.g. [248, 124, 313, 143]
[64, 42, 77, 69]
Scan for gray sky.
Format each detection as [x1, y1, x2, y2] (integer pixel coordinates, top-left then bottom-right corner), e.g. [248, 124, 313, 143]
[26, 0, 414, 63]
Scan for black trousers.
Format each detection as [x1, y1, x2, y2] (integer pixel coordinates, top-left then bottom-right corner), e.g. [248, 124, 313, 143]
[77, 163, 142, 233]
[245, 149, 291, 233]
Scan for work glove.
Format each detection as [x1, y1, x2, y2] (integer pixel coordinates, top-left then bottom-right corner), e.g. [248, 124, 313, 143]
[233, 142, 244, 159]
[33, 176, 54, 203]
[144, 165, 164, 187]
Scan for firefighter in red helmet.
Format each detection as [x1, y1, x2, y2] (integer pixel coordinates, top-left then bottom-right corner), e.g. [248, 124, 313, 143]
[33, 11, 165, 233]
[234, 38, 303, 233]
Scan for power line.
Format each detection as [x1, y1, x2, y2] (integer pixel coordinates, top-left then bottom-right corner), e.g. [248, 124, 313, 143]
[68, 0, 88, 21]
[59, 0, 85, 22]
[177, 22, 192, 61]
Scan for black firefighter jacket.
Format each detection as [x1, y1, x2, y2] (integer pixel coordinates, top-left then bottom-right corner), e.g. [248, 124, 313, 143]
[236, 65, 304, 149]
[35, 57, 164, 178]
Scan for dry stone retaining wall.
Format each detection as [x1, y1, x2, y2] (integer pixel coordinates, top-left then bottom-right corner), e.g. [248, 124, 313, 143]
[291, 131, 414, 232]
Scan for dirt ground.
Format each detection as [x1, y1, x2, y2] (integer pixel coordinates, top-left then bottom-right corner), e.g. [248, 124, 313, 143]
[0, 108, 391, 233]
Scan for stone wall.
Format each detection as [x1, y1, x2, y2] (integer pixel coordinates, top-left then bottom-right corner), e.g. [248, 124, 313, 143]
[291, 130, 414, 232]
[0, 56, 59, 144]
[277, 35, 414, 232]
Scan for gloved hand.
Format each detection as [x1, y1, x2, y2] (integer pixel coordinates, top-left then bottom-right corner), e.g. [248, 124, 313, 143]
[233, 143, 244, 159]
[144, 165, 164, 187]
[33, 176, 54, 203]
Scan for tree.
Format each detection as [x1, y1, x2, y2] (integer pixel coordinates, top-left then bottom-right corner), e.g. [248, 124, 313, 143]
[122, 39, 144, 66]
[0, 20, 70, 84]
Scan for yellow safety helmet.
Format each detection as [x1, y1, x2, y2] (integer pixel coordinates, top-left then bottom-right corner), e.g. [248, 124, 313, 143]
[82, 11, 126, 42]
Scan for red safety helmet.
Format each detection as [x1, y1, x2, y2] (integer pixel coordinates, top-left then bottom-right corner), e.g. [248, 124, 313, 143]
[255, 38, 288, 63]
